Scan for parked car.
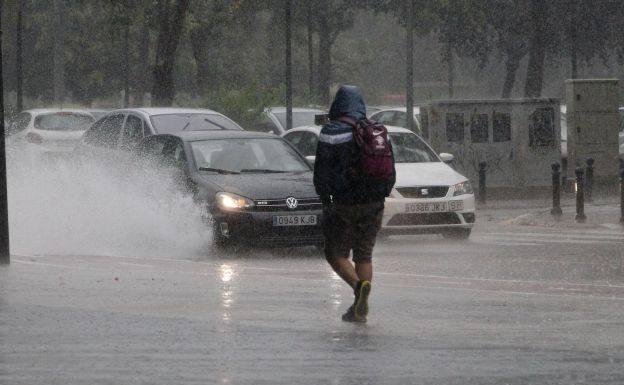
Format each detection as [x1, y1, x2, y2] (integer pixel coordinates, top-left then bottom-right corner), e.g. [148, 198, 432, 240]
[369, 106, 421, 135]
[77, 108, 243, 152]
[6, 108, 97, 154]
[283, 125, 476, 238]
[250, 107, 326, 135]
[135, 130, 324, 248]
[87, 109, 109, 120]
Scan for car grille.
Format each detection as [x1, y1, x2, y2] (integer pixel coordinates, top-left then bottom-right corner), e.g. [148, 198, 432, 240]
[256, 235, 324, 247]
[386, 212, 461, 226]
[252, 197, 322, 212]
[397, 186, 449, 198]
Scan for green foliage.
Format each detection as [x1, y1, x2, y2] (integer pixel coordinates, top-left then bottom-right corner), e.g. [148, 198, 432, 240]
[202, 82, 321, 129]
[3, 0, 624, 109]
[203, 83, 283, 129]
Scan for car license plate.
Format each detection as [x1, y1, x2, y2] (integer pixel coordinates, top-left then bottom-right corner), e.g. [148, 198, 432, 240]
[272, 215, 317, 226]
[448, 200, 464, 211]
[405, 201, 464, 213]
[405, 202, 447, 213]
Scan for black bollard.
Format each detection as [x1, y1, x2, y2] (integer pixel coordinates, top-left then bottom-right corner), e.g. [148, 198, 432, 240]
[575, 167, 586, 223]
[585, 158, 594, 203]
[620, 169, 624, 225]
[478, 161, 487, 204]
[551, 163, 562, 217]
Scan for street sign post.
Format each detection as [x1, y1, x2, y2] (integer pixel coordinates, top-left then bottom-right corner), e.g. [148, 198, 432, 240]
[0, 9, 10, 264]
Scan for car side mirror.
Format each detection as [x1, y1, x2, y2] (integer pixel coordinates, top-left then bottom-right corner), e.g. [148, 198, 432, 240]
[439, 153, 454, 163]
[305, 155, 316, 167]
[314, 114, 329, 126]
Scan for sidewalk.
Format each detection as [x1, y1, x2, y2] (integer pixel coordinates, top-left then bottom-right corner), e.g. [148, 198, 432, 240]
[501, 201, 622, 229]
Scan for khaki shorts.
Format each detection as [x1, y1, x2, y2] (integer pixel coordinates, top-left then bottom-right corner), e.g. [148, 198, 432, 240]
[322, 202, 384, 262]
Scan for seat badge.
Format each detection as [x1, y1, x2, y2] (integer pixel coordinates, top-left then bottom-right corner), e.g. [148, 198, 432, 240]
[421, 188, 429, 196]
[286, 197, 298, 209]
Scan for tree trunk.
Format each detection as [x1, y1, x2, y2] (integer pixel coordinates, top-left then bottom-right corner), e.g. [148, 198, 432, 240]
[307, 1, 314, 97]
[524, 0, 547, 98]
[122, 21, 130, 108]
[152, 0, 191, 106]
[137, 16, 150, 105]
[316, 2, 331, 105]
[0, 4, 11, 263]
[501, 51, 522, 99]
[285, 0, 293, 130]
[189, 27, 213, 97]
[16, 0, 23, 111]
[570, 0, 578, 79]
[405, 0, 414, 132]
[53, 0, 66, 105]
[571, 42, 577, 79]
[446, 38, 454, 98]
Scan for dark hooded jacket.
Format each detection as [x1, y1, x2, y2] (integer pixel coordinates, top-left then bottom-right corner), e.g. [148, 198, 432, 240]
[313, 85, 396, 205]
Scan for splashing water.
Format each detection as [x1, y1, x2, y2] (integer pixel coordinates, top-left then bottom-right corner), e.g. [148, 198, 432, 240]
[7, 146, 211, 258]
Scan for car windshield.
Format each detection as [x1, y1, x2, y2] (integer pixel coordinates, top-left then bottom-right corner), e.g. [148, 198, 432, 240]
[191, 138, 310, 173]
[273, 111, 323, 130]
[388, 132, 439, 163]
[34, 112, 94, 131]
[150, 113, 242, 133]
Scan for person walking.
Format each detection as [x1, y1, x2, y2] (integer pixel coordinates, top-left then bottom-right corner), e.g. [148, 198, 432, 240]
[313, 85, 395, 323]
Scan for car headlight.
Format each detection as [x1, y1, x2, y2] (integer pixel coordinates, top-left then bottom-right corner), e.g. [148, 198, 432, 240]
[215, 192, 254, 210]
[453, 181, 473, 196]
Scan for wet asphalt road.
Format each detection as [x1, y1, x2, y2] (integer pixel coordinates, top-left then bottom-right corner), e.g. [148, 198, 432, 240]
[1, 215, 624, 384]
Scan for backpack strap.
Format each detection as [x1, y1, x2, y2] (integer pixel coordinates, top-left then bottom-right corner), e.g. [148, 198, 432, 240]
[337, 116, 358, 127]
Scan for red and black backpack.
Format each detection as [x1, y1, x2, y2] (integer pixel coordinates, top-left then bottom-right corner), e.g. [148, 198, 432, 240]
[338, 116, 394, 181]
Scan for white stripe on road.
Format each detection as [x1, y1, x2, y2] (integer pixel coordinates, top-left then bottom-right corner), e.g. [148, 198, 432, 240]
[473, 236, 624, 245]
[485, 232, 624, 241]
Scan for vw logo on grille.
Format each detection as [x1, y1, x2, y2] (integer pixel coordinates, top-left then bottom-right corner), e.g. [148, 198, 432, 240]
[285, 197, 298, 209]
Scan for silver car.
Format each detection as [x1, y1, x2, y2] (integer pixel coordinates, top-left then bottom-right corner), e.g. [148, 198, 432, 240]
[77, 107, 243, 152]
[251, 107, 327, 135]
[7, 108, 97, 154]
[369, 106, 421, 135]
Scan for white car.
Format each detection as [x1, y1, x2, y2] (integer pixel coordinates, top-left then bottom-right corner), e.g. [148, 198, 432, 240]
[251, 107, 327, 135]
[283, 125, 476, 239]
[369, 106, 421, 135]
[6, 108, 97, 154]
[77, 107, 243, 152]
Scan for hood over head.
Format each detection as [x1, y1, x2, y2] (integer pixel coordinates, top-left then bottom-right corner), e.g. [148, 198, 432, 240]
[328, 85, 366, 121]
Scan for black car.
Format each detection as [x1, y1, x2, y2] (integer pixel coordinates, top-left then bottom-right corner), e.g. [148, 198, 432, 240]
[135, 131, 323, 248]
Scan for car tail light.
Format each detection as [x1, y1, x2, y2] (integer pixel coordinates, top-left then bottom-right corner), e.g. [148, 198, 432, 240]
[26, 132, 43, 144]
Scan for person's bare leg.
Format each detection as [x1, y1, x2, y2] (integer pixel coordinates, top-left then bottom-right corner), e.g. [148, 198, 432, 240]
[355, 260, 372, 282]
[326, 256, 359, 289]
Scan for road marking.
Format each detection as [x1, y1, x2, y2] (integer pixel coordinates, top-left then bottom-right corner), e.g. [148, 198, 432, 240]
[471, 231, 624, 246]
[14, 256, 624, 291]
[383, 282, 624, 302]
[487, 231, 624, 240]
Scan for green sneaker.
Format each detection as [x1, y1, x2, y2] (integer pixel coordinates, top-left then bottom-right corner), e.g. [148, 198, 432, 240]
[341, 305, 365, 323]
[354, 280, 371, 320]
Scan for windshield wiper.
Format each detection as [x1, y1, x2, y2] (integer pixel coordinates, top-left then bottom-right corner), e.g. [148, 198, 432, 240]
[181, 121, 191, 131]
[198, 167, 240, 175]
[239, 169, 289, 174]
